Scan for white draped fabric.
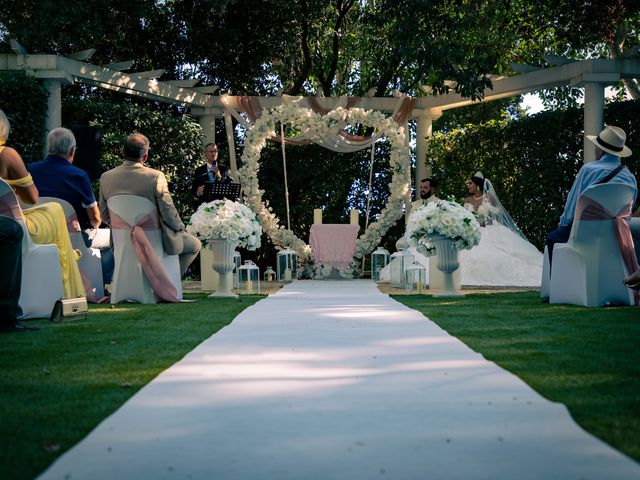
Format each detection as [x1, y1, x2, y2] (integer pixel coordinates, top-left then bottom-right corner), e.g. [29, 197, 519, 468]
[222, 95, 416, 153]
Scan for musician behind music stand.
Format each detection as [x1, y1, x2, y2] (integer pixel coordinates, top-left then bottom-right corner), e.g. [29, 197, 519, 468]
[203, 182, 241, 202]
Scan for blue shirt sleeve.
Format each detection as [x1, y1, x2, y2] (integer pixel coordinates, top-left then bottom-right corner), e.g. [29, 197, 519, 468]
[77, 171, 97, 208]
[560, 166, 588, 226]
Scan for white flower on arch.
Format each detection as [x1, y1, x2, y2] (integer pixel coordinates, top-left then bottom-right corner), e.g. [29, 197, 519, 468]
[238, 104, 411, 262]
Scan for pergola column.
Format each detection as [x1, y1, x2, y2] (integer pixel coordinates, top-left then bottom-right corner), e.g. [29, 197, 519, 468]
[42, 79, 62, 156]
[198, 113, 216, 146]
[223, 111, 238, 179]
[414, 109, 441, 200]
[583, 82, 605, 164]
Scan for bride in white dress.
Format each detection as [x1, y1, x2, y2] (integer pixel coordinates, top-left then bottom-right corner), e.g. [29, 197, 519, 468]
[379, 171, 542, 287]
[458, 171, 542, 286]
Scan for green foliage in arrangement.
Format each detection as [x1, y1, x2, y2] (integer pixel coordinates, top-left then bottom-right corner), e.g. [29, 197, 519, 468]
[0, 72, 47, 162]
[62, 96, 204, 219]
[0, 294, 261, 480]
[428, 100, 640, 250]
[397, 291, 640, 462]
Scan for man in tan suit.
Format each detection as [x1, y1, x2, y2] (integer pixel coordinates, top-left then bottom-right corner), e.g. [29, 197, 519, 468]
[99, 133, 201, 275]
[410, 177, 439, 212]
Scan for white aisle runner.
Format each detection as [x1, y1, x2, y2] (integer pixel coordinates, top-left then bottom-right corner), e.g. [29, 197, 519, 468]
[39, 280, 639, 480]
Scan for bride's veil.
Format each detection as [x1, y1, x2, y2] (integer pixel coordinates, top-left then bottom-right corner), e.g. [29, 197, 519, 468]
[483, 178, 529, 240]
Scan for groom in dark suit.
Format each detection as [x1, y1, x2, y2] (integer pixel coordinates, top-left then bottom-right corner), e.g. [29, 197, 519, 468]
[191, 143, 233, 201]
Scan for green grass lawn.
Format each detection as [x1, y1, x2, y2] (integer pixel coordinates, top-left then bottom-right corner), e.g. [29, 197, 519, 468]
[0, 294, 262, 480]
[3, 291, 639, 479]
[396, 291, 640, 462]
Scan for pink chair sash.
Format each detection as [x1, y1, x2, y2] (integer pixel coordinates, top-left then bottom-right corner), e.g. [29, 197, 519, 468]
[110, 210, 180, 302]
[65, 213, 81, 233]
[0, 191, 23, 220]
[575, 196, 640, 304]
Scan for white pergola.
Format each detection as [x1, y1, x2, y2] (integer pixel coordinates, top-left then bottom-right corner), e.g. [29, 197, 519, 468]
[2, 45, 640, 200]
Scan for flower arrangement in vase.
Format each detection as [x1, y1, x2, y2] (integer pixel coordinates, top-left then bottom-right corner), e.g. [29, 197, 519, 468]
[187, 200, 262, 298]
[406, 200, 481, 256]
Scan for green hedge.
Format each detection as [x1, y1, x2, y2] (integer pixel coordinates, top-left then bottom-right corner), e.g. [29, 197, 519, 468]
[0, 72, 47, 163]
[428, 100, 640, 250]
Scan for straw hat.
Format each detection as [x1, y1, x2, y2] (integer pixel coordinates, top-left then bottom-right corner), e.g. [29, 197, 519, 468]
[587, 125, 632, 157]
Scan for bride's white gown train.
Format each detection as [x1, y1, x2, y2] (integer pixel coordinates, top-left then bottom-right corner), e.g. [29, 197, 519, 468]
[458, 222, 542, 286]
[380, 223, 542, 287]
[380, 176, 543, 287]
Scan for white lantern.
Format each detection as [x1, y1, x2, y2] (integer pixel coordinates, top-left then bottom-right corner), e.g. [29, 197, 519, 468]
[404, 261, 427, 294]
[277, 248, 298, 282]
[238, 260, 260, 294]
[233, 251, 242, 288]
[264, 266, 276, 282]
[371, 247, 390, 282]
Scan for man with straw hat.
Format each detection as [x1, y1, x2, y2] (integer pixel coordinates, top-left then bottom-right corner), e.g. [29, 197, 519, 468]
[545, 125, 637, 272]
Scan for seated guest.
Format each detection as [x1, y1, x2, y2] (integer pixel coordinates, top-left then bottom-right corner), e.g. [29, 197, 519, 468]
[0, 216, 38, 332]
[0, 109, 85, 300]
[29, 127, 114, 285]
[546, 125, 637, 267]
[191, 143, 233, 201]
[99, 133, 201, 275]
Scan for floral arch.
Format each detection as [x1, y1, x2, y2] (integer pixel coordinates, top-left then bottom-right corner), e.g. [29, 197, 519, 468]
[238, 103, 411, 266]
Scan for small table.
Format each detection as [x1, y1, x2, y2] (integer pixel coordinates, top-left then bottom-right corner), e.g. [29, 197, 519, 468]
[309, 224, 359, 266]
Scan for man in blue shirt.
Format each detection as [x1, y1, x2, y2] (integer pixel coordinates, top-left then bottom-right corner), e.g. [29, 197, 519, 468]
[29, 128, 113, 285]
[546, 125, 637, 269]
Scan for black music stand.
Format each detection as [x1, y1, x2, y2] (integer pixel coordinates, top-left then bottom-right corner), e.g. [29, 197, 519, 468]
[203, 182, 241, 202]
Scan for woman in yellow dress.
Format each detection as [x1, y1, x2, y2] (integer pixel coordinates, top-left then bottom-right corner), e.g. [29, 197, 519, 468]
[0, 109, 84, 299]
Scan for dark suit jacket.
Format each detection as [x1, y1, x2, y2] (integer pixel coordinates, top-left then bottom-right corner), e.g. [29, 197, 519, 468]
[191, 163, 233, 199]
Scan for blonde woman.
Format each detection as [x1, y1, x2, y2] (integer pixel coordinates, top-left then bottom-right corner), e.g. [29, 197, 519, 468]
[0, 109, 84, 299]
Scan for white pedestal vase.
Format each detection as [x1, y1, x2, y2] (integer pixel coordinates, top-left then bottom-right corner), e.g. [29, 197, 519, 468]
[430, 233, 464, 298]
[207, 238, 239, 298]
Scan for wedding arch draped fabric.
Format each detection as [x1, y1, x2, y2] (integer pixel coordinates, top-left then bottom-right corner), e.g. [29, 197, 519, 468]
[237, 102, 412, 263]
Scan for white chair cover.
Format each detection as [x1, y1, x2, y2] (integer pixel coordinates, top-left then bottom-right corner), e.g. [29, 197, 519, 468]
[0, 178, 63, 318]
[540, 246, 551, 299]
[108, 195, 182, 304]
[38, 197, 105, 300]
[550, 183, 636, 307]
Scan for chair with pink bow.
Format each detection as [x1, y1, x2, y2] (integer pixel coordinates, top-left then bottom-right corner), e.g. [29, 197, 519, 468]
[0, 178, 64, 318]
[37, 197, 105, 301]
[107, 195, 182, 303]
[548, 183, 638, 307]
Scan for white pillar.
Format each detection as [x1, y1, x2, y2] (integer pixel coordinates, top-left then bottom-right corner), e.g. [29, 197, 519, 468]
[198, 114, 216, 146]
[223, 110, 238, 179]
[583, 82, 605, 163]
[415, 110, 433, 200]
[42, 79, 62, 157]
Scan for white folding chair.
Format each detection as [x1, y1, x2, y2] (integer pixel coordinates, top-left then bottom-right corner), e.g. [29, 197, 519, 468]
[107, 195, 182, 304]
[38, 197, 104, 299]
[550, 183, 636, 307]
[0, 178, 63, 318]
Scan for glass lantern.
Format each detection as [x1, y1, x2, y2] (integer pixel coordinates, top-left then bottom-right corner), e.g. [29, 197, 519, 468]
[390, 249, 414, 288]
[233, 251, 242, 288]
[371, 246, 390, 282]
[404, 261, 427, 294]
[277, 248, 298, 282]
[264, 266, 276, 282]
[238, 260, 260, 294]
[389, 251, 403, 286]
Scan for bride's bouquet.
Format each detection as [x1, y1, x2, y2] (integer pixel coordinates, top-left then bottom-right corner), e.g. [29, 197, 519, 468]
[187, 199, 262, 250]
[406, 200, 481, 255]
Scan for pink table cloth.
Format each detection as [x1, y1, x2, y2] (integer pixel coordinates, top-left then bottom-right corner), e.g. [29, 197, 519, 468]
[309, 224, 359, 265]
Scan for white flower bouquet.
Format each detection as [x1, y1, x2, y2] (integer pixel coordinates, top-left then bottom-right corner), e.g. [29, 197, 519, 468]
[187, 199, 262, 250]
[406, 200, 481, 256]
